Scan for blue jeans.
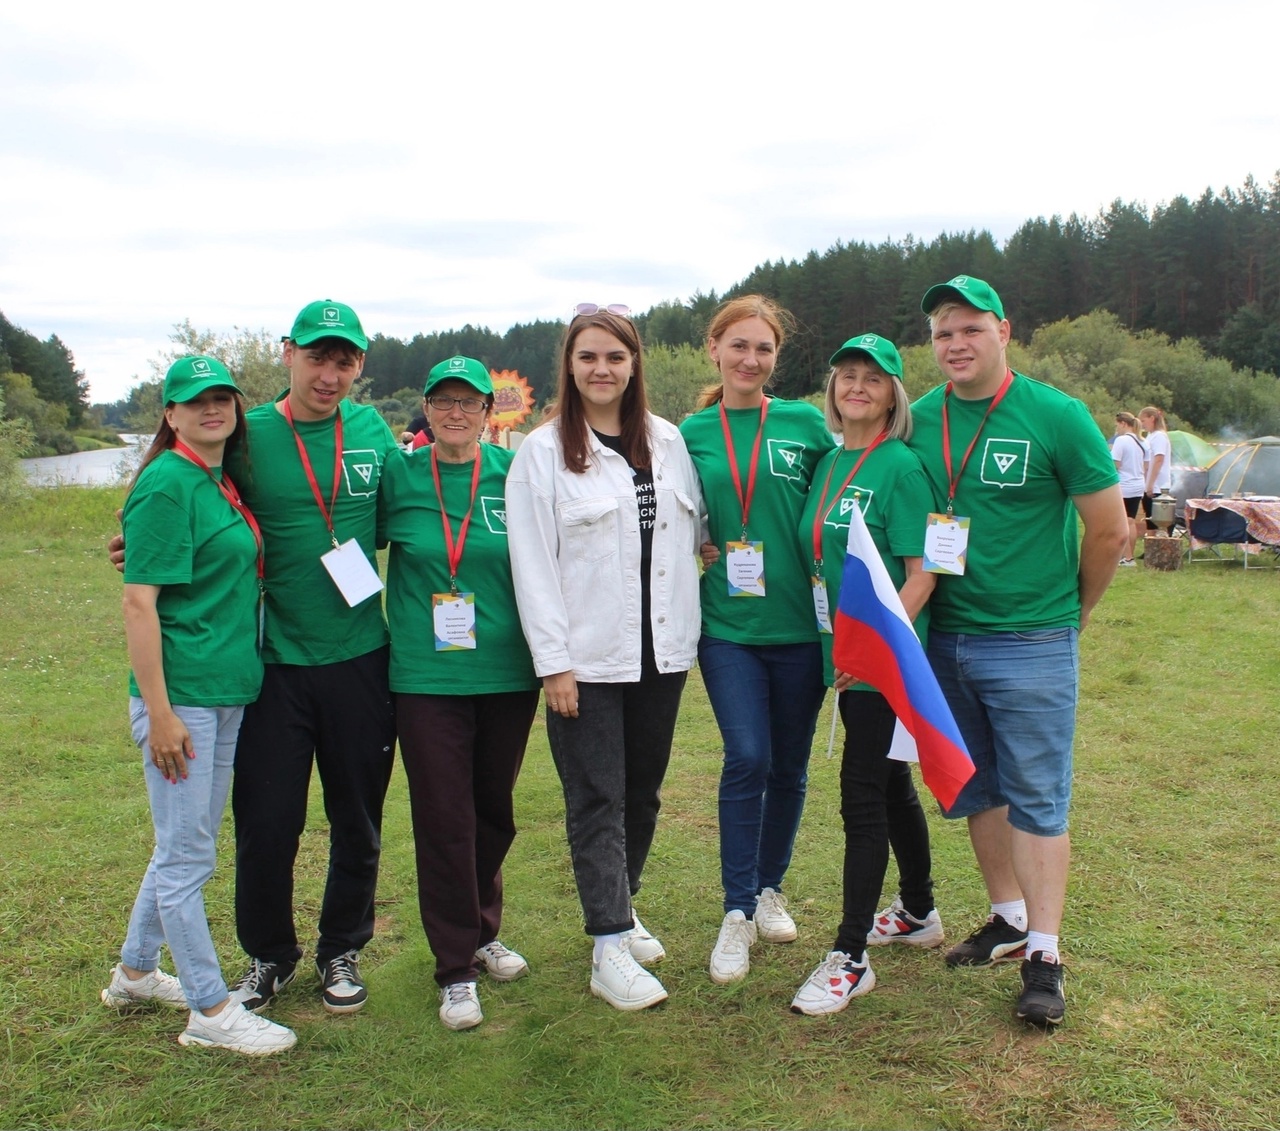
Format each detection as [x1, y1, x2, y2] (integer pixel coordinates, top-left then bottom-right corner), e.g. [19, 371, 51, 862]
[121, 699, 241, 1011]
[698, 636, 826, 915]
[926, 629, 1079, 837]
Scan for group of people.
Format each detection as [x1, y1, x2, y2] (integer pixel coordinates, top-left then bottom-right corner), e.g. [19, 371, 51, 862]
[1112, 407, 1173, 564]
[103, 277, 1127, 1055]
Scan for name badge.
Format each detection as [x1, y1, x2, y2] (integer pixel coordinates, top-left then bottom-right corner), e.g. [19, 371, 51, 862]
[811, 575, 833, 634]
[726, 540, 766, 597]
[923, 513, 970, 576]
[321, 538, 385, 606]
[433, 592, 477, 651]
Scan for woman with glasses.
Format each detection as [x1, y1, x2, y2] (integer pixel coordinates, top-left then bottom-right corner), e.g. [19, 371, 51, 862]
[104, 356, 295, 1055]
[378, 356, 541, 1031]
[678, 294, 834, 986]
[505, 305, 702, 1012]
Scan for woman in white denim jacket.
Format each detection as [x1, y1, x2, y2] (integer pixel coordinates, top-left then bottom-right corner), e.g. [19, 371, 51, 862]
[506, 305, 701, 1013]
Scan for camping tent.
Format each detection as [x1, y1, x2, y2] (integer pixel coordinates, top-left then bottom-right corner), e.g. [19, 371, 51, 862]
[1168, 429, 1221, 469]
[1205, 436, 1280, 497]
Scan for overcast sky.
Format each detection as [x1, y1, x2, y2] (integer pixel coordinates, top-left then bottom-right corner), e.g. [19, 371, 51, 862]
[2, 0, 1276, 403]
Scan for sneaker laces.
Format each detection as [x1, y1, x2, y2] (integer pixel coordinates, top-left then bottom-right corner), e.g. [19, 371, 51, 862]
[601, 946, 645, 986]
[444, 983, 475, 1005]
[1023, 954, 1063, 993]
[235, 958, 270, 992]
[326, 951, 359, 985]
[478, 941, 512, 961]
[961, 915, 1012, 946]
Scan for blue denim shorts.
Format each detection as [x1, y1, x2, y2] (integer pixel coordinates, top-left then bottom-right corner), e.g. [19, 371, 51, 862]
[926, 628, 1078, 837]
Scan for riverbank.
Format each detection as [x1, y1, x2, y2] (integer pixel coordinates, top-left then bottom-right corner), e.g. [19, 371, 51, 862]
[20, 435, 148, 486]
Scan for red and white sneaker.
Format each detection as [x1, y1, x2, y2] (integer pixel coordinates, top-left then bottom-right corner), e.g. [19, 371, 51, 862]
[790, 950, 875, 1016]
[867, 898, 945, 948]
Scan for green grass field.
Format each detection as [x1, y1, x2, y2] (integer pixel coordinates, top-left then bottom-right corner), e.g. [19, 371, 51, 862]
[2, 487, 1277, 1130]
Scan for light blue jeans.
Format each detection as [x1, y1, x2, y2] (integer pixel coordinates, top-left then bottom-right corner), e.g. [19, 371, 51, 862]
[121, 699, 240, 1011]
[926, 629, 1079, 837]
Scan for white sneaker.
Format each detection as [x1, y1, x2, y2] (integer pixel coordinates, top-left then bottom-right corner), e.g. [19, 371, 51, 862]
[867, 898, 945, 948]
[754, 887, 798, 943]
[439, 981, 483, 1030]
[709, 910, 756, 984]
[100, 963, 187, 1010]
[474, 941, 529, 982]
[590, 943, 668, 1011]
[621, 913, 666, 965]
[177, 999, 296, 1055]
[790, 950, 875, 1016]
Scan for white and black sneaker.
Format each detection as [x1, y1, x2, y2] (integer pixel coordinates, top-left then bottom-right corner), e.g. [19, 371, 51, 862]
[231, 958, 297, 1014]
[318, 949, 367, 1014]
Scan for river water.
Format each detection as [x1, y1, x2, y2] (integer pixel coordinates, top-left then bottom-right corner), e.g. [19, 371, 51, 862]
[20, 436, 150, 487]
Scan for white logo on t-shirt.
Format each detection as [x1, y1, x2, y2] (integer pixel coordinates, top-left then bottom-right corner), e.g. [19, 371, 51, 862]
[341, 449, 380, 497]
[980, 439, 1030, 488]
[481, 496, 508, 534]
[767, 439, 806, 481]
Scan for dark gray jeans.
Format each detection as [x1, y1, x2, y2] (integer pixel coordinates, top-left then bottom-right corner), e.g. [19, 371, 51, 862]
[546, 663, 687, 936]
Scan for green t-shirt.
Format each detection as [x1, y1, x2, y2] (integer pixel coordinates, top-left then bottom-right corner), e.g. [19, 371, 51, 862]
[681, 398, 835, 644]
[122, 450, 263, 706]
[377, 444, 537, 695]
[232, 395, 397, 666]
[798, 440, 936, 688]
[908, 372, 1119, 634]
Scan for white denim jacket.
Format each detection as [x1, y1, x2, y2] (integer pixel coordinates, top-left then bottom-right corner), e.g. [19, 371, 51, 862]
[506, 414, 702, 682]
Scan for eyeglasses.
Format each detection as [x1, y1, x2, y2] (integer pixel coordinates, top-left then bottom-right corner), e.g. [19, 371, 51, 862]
[427, 394, 489, 414]
[574, 303, 631, 318]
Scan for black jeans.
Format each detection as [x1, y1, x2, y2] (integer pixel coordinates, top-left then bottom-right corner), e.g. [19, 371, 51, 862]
[546, 662, 687, 936]
[834, 690, 935, 956]
[395, 689, 539, 987]
[232, 646, 396, 966]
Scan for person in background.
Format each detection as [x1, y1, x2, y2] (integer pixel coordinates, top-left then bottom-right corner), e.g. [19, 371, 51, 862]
[104, 356, 295, 1055]
[1112, 412, 1147, 565]
[909, 275, 1125, 1027]
[789, 334, 944, 1017]
[1138, 406, 1172, 530]
[679, 295, 834, 986]
[505, 305, 702, 1012]
[378, 356, 540, 1031]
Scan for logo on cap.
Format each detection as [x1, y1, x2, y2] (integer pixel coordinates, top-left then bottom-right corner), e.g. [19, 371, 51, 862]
[448, 357, 467, 370]
[860, 335, 878, 347]
[950, 276, 970, 288]
[323, 307, 340, 323]
[192, 359, 210, 374]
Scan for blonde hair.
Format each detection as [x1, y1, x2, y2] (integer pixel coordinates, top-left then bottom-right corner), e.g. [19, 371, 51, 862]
[696, 294, 795, 409]
[1139, 405, 1166, 430]
[823, 362, 912, 441]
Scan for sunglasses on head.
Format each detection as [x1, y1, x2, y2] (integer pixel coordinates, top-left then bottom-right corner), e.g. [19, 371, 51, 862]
[574, 303, 631, 318]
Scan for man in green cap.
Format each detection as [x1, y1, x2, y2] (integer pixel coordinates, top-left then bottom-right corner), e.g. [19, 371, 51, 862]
[907, 276, 1127, 1027]
[226, 300, 399, 1016]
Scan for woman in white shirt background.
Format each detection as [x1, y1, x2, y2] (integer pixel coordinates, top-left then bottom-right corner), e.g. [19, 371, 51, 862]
[1112, 411, 1148, 565]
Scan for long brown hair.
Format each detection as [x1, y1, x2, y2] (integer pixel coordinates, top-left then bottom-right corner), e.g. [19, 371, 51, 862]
[548, 311, 652, 474]
[128, 388, 249, 493]
[695, 294, 794, 410]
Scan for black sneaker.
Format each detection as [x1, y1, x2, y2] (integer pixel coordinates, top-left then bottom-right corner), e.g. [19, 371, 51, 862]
[1016, 951, 1065, 1026]
[944, 914, 1028, 968]
[231, 958, 297, 1014]
[318, 949, 367, 1014]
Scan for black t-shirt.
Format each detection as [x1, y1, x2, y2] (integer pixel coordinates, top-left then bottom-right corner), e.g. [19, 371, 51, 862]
[594, 430, 655, 667]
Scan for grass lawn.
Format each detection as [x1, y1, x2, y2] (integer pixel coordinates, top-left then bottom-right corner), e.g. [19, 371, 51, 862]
[1, 487, 1277, 1130]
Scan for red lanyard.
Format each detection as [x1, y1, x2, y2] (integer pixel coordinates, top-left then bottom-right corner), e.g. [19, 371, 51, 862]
[810, 429, 888, 565]
[171, 441, 264, 584]
[719, 397, 770, 539]
[940, 369, 1015, 512]
[430, 444, 483, 595]
[282, 397, 344, 547]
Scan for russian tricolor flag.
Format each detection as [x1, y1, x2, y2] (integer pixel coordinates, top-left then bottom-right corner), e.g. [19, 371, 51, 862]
[831, 505, 974, 810]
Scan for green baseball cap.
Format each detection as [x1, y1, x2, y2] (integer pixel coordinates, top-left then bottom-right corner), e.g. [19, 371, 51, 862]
[920, 275, 1006, 319]
[424, 355, 494, 398]
[285, 300, 368, 350]
[162, 355, 243, 404]
[829, 333, 903, 378]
